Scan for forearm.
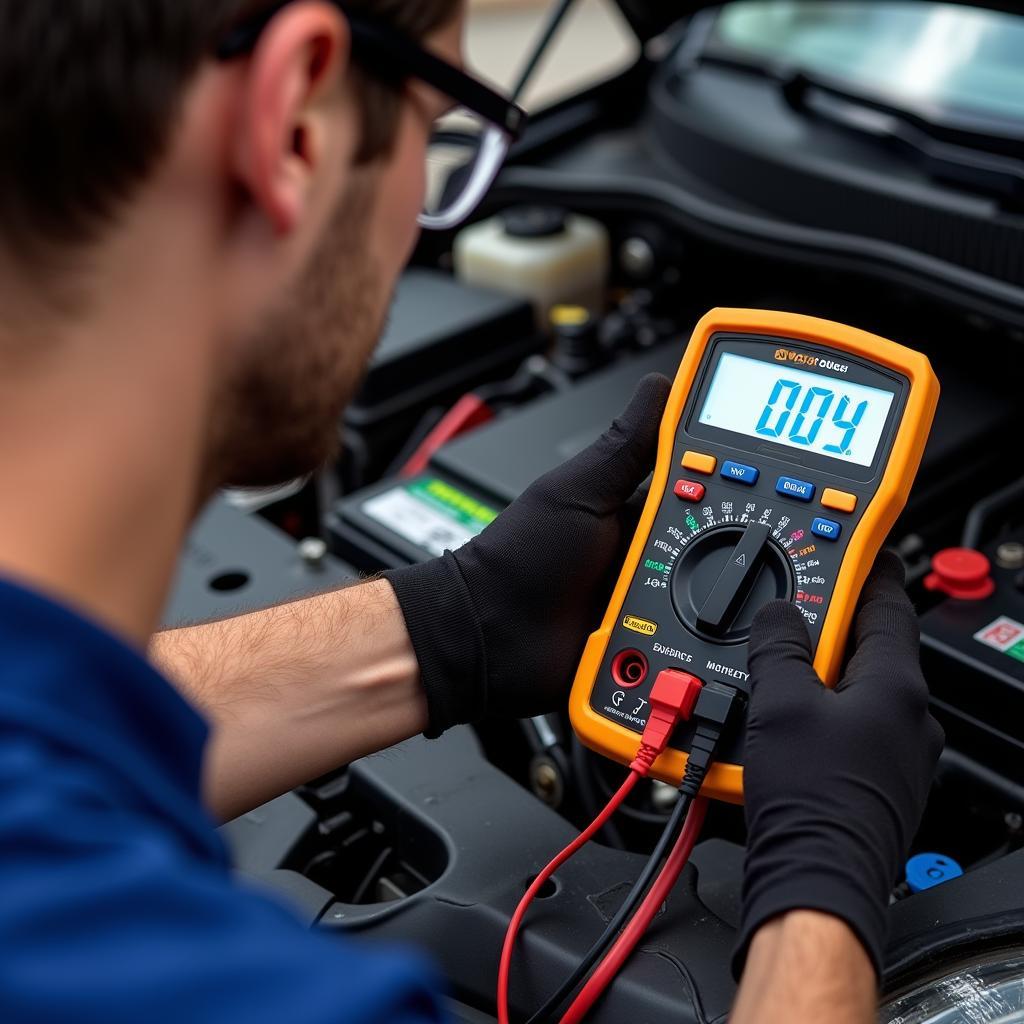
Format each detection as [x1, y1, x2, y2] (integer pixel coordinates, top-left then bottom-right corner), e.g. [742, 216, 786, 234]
[151, 578, 427, 821]
[731, 911, 876, 1024]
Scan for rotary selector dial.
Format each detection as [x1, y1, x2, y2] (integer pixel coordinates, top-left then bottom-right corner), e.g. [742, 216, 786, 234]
[670, 522, 794, 643]
[639, 499, 830, 641]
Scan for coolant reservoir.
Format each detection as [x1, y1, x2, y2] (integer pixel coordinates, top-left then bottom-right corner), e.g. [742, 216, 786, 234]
[454, 206, 609, 324]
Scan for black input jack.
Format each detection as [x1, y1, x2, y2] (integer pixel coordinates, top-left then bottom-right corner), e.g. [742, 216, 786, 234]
[611, 649, 649, 688]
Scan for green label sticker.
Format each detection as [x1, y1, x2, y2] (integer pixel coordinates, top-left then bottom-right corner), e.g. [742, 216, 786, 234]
[409, 478, 499, 530]
[361, 477, 500, 558]
[1007, 640, 1024, 663]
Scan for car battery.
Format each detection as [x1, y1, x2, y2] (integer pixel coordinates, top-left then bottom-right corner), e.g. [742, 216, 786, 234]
[340, 268, 542, 490]
[920, 538, 1024, 791]
[329, 334, 1018, 574]
[329, 345, 682, 570]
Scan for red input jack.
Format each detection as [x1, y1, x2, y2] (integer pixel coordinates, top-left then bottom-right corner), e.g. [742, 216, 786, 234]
[611, 648, 649, 688]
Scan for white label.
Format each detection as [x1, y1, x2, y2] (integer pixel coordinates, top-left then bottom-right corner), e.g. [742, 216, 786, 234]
[362, 487, 479, 557]
[973, 616, 1024, 652]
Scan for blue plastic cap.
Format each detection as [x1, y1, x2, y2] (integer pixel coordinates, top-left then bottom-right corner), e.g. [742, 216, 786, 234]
[906, 852, 964, 894]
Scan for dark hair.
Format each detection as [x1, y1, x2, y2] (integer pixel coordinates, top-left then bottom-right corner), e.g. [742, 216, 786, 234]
[0, 0, 459, 256]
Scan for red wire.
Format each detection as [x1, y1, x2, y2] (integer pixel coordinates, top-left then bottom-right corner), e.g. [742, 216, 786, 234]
[559, 796, 710, 1024]
[399, 393, 494, 477]
[497, 771, 642, 1024]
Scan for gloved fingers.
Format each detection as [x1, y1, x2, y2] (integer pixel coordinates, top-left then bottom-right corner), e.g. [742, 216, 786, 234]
[749, 598, 813, 663]
[747, 599, 824, 705]
[535, 373, 670, 515]
[843, 551, 920, 682]
[926, 713, 946, 764]
[619, 484, 653, 538]
[859, 549, 909, 606]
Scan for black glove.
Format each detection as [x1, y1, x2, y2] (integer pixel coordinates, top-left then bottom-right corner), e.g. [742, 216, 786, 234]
[385, 373, 671, 737]
[735, 551, 944, 978]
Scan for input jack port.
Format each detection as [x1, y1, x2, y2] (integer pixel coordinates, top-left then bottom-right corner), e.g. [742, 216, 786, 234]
[611, 649, 649, 689]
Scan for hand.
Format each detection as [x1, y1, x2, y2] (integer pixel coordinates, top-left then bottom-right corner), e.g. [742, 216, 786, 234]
[735, 551, 944, 978]
[385, 373, 671, 736]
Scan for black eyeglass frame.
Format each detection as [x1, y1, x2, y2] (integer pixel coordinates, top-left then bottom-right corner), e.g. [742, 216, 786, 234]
[216, 3, 527, 140]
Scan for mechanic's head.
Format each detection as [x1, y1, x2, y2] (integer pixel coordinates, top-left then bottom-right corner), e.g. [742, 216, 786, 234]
[0, 0, 464, 490]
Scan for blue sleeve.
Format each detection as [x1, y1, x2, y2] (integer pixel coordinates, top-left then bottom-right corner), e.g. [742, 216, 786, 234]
[1, 735, 447, 1024]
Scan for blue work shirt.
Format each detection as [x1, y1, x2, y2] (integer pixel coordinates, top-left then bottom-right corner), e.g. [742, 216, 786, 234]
[0, 577, 445, 1023]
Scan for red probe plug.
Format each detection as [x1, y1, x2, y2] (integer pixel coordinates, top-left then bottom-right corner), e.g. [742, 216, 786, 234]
[630, 669, 704, 774]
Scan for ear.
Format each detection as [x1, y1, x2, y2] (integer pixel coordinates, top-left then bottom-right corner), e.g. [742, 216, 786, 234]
[233, 1, 352, 235]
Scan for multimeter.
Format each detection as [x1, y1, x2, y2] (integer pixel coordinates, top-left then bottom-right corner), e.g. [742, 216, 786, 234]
[569, 308, 939, 803]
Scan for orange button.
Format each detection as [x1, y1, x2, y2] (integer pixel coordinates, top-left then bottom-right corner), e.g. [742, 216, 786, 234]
[821, 488, 857, 514]
[682, 451, 717, 475]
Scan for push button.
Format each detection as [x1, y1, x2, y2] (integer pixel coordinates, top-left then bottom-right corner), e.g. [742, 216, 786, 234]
[811, 517, 842, 541]
[776, 476, 815, 502]
[821, 488, 857, 514]
[682, 451, 717, 475]
[720, 461, 759, 485]
[674, 479, 706, 503]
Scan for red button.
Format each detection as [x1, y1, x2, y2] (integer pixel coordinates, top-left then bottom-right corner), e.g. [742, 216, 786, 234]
[924, 547, 994, 601]
[674, 479, 706, 503]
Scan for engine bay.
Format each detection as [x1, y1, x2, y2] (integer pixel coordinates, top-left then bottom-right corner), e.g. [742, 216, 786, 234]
[165, 4, 1024, 1021]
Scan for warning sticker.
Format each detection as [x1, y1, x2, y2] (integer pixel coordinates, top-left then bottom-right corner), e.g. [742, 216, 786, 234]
[974, 616, 1024, 657]
[623, 615, 657, 636]
[362, 478, 498, 558]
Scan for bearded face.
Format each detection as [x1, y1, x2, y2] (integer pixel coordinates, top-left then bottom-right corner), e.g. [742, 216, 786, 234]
[206, 171, 389, 490]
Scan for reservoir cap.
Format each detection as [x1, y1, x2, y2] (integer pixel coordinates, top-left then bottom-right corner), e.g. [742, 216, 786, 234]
[501, 205, 568, 239]
[906, 852, 964, 894]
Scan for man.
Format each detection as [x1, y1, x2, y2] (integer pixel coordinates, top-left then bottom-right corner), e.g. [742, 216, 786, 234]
[0, 1, 942, 1022]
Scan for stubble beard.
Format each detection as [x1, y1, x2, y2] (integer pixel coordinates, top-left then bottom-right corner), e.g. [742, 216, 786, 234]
[207, 174, 386, 491]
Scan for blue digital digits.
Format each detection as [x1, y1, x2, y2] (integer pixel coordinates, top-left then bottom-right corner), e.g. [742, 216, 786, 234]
[823, 395, 868, 457]
[755, 379, 801, 438]
[756, 379, 869, 457]
[789, 386, 834, 446]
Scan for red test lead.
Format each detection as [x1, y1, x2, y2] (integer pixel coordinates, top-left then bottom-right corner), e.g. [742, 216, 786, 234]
[560, 798, 711, 1024]
[496, 669, 704, 1024]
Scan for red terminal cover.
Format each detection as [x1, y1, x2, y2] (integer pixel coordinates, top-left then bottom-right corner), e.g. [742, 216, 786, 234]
[924, 547, 995, 601]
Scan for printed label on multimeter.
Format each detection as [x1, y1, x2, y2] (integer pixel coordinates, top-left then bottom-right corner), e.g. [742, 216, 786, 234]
[569, 309, 939, 802]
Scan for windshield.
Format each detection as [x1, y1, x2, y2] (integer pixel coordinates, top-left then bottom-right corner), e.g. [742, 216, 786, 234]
[709, 1, 1024, 126]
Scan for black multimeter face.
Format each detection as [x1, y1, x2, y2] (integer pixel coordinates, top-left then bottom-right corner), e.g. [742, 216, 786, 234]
[590, 333, 910, 764]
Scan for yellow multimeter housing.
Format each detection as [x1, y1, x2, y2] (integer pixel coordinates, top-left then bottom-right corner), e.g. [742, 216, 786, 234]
[569, 309, 940, 803]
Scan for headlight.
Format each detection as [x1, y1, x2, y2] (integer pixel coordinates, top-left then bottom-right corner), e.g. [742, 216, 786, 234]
[880, 953, 1024, 1023]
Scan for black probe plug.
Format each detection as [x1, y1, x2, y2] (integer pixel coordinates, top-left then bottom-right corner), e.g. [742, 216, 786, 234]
[680, 682, 744, 799]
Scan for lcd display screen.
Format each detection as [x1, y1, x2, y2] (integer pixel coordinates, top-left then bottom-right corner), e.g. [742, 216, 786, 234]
[697, 353, 895, 467]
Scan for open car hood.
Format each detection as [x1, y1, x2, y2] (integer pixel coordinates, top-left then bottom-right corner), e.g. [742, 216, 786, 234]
[613, 0, 1024, 42]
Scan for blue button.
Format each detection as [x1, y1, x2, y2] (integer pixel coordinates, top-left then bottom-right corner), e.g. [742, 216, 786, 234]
[776, 476, 815, 502]
[721, 461, 759, 485]
[811, 517, 842, 541]
[906, 852, 963, 894]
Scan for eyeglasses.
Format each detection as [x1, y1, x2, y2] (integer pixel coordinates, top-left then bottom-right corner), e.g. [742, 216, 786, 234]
[217, 4, 527, 231]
